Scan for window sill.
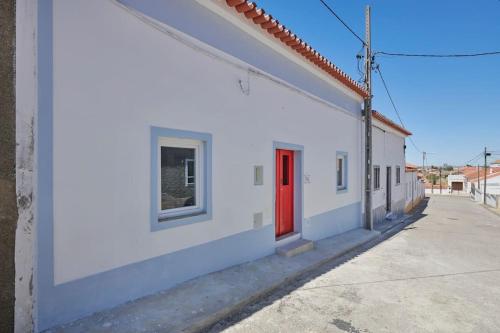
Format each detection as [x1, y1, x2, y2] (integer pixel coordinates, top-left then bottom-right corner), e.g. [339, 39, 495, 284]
[152, 210, 211, 231]
[336, 187, 348, 194]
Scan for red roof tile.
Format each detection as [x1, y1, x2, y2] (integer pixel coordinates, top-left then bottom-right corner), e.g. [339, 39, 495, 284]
[406, 163, 418, 172]
[459, 166, 500, 182]
[224, 1, 369, 98]
[372, 110, 412, 136]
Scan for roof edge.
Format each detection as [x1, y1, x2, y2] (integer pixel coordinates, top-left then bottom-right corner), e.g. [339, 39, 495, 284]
[222, 0, 369, 99]
[372, 110, 412, 136]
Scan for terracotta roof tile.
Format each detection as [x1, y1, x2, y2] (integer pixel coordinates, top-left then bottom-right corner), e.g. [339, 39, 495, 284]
[372, 110, 412, 136]
[224, 0, 369, 98]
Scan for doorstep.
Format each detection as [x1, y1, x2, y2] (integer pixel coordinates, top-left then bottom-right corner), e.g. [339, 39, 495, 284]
[46, 228, 380, 333]
[276, 238, 314, 257]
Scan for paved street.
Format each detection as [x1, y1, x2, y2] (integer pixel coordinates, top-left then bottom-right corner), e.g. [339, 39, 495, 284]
[207, 196, 500, 333]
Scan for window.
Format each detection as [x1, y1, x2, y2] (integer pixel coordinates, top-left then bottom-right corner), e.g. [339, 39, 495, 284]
[151, 127, 212, 231]
[396, 166, 401, 185]
[336, 152, 348, 191]
[158, 137, 203, 220]
[374, 166, 381, 190]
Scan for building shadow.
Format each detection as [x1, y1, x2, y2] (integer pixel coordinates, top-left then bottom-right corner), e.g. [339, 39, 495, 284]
[201, 197, 430, 332]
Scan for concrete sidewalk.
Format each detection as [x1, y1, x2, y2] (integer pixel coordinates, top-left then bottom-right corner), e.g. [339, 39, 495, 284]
[207, 195, 500, 333]
[46, 228, 380, 333]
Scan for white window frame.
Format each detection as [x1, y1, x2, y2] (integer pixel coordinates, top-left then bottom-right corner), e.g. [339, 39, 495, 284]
[157, 137, 204, 220]
[336, 153, 348, 191]
[374, 166, 381, 190]
[396, 166, 401, 185]
[185, 158, 195, 186]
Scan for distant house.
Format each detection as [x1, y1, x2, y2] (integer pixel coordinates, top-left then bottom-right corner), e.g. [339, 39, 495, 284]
[405, 163, 418, 173]
[449, 166, 500, 195]
[448, 174, 467, 192]
[491, 159, 500, 168]
[461, 166, 500, 195]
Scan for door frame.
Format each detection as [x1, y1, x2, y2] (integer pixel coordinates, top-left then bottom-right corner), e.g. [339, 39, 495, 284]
[386, 166, 392, 212]
[273, 141, 304, 240]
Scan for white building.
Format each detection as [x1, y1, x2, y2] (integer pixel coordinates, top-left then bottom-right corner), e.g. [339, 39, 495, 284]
[490, 160, 500, 168]
[13, 0, 413, 330]
[448, 174, 467, 192]
[468, 172, 500, 196]
[371, 111, 413, 224]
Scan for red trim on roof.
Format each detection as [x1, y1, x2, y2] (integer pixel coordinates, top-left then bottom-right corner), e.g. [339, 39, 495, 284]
[406, 163, 418, 172]
[224, 1, 369, 98]
[372, 110, 412, 136]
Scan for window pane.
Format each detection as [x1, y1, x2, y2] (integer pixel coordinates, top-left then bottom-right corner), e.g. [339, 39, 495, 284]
[283, 155, 289, 185]
[374, 167, 380, 189]
[161, 147, 196, 210]
[337, 158, 343, 187]
[186, 159, 195, 185]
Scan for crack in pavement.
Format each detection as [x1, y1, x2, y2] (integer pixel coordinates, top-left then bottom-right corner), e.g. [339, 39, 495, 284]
[298, 268, 500, 290]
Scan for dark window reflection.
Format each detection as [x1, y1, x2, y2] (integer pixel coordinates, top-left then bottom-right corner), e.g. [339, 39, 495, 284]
[161, 147, 196, 210]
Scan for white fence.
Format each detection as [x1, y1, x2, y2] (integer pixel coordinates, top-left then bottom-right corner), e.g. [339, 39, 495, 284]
[404, 172, 425, 212]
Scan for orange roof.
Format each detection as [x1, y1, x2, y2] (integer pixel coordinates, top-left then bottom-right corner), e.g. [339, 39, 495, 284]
[224, 1, 369, 98]
[459, 166, 500, 182]
[372, 110, 412, 136]
[406, 163, 418, 172]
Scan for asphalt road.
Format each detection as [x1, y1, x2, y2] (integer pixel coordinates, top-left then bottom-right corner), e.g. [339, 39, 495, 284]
[207, 196, 500, 333]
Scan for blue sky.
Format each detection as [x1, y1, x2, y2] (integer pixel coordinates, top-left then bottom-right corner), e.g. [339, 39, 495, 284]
[257, 0, 500, 166]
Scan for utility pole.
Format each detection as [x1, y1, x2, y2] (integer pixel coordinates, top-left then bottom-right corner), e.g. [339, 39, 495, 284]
[422, 151, 426, 179]
[484, 147, 491, 204]
[364, 5, 373, 230]
[439, 167, 442, 194]
[477, 164, 480, 190]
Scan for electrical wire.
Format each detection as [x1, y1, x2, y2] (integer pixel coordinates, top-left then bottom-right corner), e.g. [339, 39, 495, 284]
[374, 65, 406, 127]
[319, 0, 366, 46]
[464, 152, 484, 165]
[375, 51, 500, 58]
[373, 63, 422, 153]
[356, 46, 365, 84]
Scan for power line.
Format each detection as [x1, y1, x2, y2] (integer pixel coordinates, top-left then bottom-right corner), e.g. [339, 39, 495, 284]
[464, 152, 483, 165]
[375, 51, 500, 58]
[319, 0, 366, 46]
[373, 63, 422, 153]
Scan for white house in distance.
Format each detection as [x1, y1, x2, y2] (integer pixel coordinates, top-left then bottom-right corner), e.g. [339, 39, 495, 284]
[371, 111, 413, 224]
[14, 0, 416, 330]
[449, 165, 500, 196]
[448, 174, 467, 193]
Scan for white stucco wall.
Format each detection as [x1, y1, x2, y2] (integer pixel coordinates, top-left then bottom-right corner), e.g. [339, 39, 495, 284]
[404, 171, 424, 210]
[448, 174, 466, 186]
[51, 0, 363, 284]
[371, 120, 407, 221]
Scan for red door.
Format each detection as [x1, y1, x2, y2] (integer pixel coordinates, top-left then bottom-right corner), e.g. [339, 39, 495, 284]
[276, 149, 294, 237]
